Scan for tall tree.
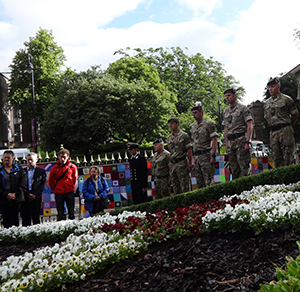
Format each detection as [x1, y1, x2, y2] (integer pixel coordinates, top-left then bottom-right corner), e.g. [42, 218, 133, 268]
[8, 28, 66, 124]
[41, 65, 177, 153]
[107, 57, 178, 140]
[114, 47, 244, 131]
[107, 57, 163, 90]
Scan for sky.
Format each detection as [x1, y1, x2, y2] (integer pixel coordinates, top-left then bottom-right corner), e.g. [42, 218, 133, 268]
[0, 0, 299, 105]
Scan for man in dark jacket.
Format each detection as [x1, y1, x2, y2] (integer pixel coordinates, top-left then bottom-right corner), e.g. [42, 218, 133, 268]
[0, 150, 26, 228]
[20, 152, 46, 226]
[128, 142, 148, 204]
[49, 149, 78, 221]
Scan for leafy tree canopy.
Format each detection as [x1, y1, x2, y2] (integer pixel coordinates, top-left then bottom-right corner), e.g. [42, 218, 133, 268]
[8, 28, 66, 123]
[107, 57, 162, 90]
[41, 65, 177, 153]
[114, 47, 245, 131]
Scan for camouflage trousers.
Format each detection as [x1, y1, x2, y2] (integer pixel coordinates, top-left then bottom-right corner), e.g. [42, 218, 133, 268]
[194, 153, 215, 189]
[270, 126, 295, 168]
[154, 177, 170, 199]
[228, 137, 251, 179]
[170, 159, 190, 195]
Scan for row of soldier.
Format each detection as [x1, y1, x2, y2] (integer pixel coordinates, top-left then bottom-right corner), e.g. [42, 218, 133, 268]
[0, 78, 297, 226]
[129, 80, 299, 202]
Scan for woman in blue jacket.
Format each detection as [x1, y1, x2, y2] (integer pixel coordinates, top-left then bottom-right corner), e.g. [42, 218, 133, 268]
[82, 166, 109, 215]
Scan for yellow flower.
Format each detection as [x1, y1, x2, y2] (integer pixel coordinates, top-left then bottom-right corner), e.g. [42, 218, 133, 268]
[21, 279, 29, 288]
[53, 267, 59, 274]
[37, 279, 44, 287]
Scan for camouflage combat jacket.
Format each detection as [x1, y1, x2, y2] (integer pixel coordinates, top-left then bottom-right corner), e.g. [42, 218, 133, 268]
[264, 92, 298, 127]
[190, 118, 217, 151]
[222, 102, 252, 136]
[151, 149, 170, 178]
[167, 130, 192, 163]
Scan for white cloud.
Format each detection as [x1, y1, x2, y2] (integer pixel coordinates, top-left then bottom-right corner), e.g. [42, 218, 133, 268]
[0, 0, 300, 107]
[0, 0, 147, 70]
[221, 0, 300, 103]
[63, 19, 231, 71]
[175, 0, 222, 18]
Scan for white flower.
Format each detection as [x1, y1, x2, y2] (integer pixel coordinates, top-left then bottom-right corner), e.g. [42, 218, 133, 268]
[67, 269, 74, 277]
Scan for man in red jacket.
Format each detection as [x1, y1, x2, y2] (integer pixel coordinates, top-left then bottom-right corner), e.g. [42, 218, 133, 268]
[49, 149, 78, 221]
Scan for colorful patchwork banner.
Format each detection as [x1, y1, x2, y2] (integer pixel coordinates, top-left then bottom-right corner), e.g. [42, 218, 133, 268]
[24, 154, 280, 217]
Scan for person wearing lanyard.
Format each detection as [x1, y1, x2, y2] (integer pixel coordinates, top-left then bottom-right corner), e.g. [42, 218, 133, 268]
[20, 152, 46, 226]
[82, 166, 109, 215]
[0, 150, 26, 228]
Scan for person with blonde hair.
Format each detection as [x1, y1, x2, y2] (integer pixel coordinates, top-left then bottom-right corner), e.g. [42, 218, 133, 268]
[82, 166, 109, 215]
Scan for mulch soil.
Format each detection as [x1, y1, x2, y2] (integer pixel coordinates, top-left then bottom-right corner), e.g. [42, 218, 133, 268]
[1, 225, 300, 292]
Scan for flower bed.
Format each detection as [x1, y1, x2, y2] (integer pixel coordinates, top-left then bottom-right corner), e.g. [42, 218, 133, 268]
[0, 182, 300, 291]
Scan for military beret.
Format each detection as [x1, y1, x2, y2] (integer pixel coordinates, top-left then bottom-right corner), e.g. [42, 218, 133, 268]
[191, 101, 203, 111]
[267, 77, 280, 86]
[153, 138, 164, 144]
[168, 117, 179, 123]
[224, 88, 236, 95]
[127, 142, 139, 149]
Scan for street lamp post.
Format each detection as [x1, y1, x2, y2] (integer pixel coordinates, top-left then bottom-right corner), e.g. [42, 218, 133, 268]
[26, 54, 37, 153]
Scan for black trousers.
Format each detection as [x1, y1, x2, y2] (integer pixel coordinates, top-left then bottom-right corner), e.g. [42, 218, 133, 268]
[20, 198, 42, 226]
[1, 202, 21, 228]
[132, 189, 147, 205]
[55, 192, 75, 221]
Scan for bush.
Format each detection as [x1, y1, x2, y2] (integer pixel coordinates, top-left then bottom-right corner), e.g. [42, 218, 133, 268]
[108, 164, 300, 216]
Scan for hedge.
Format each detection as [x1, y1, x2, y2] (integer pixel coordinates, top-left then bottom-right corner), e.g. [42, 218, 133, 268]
[108, 164, 300, 216]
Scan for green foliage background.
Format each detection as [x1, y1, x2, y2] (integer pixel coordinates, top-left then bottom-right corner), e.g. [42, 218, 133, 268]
[8, 30, 247, 154]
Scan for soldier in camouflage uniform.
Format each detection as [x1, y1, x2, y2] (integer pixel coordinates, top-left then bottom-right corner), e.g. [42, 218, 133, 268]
[190, 102, 217, 188]
[151, 139, 171, 199]
[167, 117, 193, 195]
[264, 77, 299, 168]
[223, 88, 253, 179]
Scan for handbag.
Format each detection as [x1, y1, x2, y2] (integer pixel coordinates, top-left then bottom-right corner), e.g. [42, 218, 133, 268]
[100, 196, 110, 209]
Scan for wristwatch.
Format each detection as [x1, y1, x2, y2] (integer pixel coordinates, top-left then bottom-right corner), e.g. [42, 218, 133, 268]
[211, 153, 216, 158]
[245, 141, 252, 145]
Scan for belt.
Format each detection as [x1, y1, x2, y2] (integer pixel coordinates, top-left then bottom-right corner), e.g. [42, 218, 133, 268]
[155, 174, 169, 179]
[227, 132, 246, 141]
[170, 156, 186, 164]
[194, 149, 211, 155]
[270, 123, 291, 132]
